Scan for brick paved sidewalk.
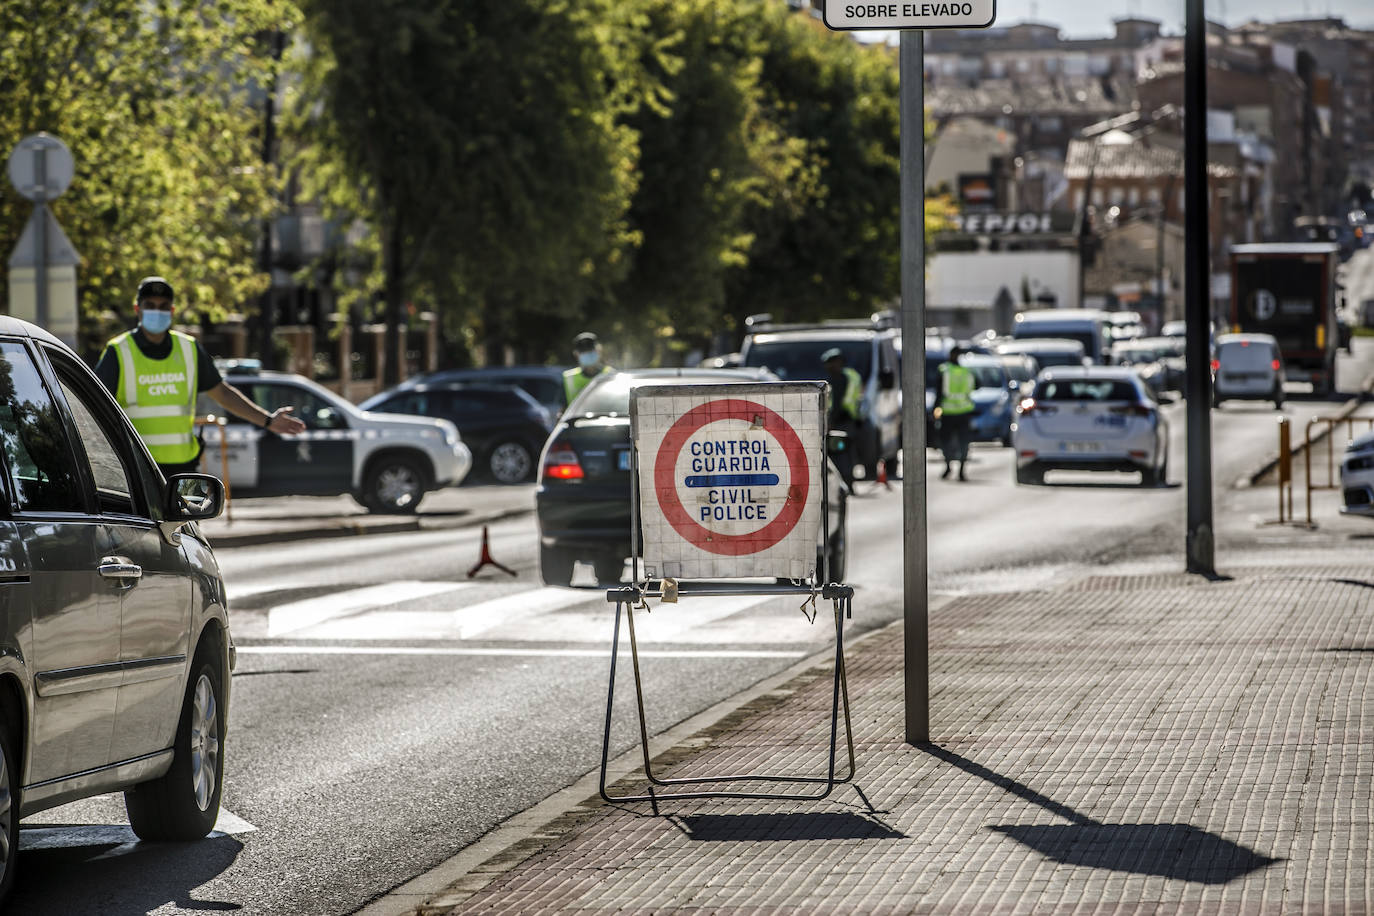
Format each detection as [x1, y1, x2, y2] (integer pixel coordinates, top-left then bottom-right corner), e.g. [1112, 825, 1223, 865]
[408, 564, 1374, 915]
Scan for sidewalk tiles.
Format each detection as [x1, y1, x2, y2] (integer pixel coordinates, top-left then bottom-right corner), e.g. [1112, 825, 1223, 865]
[412, 565, 1374, 914]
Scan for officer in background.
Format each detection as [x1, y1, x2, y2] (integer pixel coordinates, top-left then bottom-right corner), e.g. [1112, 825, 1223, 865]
[934, 345, 975, 481]
[562, 331, 613, 406]
[822, 347, 862, 488]
[95, 276, 306, 478]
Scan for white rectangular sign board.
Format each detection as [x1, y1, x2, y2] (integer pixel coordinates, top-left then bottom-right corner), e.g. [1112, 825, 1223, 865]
[632, 382, 826, 581]
[824, 0, 995, 30]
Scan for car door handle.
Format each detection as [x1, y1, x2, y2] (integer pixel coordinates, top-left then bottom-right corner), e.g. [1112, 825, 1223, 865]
[98, 557, 142, 582]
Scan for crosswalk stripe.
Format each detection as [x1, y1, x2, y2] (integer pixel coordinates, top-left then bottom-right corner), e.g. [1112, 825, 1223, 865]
[456, 587, 603, 638]
[267, 581, 473, 637]
[236, 645, 802, 658]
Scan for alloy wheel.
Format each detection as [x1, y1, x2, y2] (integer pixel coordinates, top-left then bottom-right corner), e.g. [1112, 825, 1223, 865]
[0, 744, 10, 865]
[489, 442, 532, 484]
[190, 674, 220, 812]
[376, 466, 420, 509]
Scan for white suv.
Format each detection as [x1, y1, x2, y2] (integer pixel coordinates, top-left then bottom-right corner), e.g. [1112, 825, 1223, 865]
[198, 370, 472, 512]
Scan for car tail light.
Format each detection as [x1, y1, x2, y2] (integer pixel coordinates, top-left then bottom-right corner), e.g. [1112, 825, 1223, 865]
[1017, 398, 1055, 415]
[1240, 340, 1250, 347]
[1210, 359, 1220, 371]
[1019, 450, 1037, 458]
[543, 442, 584, 481]
[1109, 402, 1155, 418]
[1272, 359, 1282, 371]
[1129, 450, 1148, 459]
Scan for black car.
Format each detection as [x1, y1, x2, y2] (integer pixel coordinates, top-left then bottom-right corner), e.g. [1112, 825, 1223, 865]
[536, 368, 848, 587]
[361, 383, 554, 484]
[391, 366, 569, 417]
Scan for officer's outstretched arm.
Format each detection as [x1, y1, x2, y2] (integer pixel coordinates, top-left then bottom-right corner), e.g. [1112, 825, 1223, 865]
[207, 382, 307, 435]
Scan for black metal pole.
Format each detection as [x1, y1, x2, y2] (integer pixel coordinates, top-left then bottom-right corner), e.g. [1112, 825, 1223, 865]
[1184, 0, 1215, 575]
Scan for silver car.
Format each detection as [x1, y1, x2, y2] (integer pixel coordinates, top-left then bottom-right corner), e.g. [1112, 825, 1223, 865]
[0, 317, 230, 902]
[1012, 367, 1169, 486]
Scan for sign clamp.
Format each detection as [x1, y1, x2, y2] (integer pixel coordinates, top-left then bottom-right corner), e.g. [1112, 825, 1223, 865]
[598, 382, 856, 808]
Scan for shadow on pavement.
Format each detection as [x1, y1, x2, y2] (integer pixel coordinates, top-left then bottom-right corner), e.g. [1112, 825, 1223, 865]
[14, 827, 243, 912]
[922, 745, 1279, 884]
[677, 812, 905, 842]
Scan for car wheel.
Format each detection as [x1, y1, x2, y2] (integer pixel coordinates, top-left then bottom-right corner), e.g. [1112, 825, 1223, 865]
[1274, 386, 1285, 410]
[539, 546, 576, 587]
[362, 456, 425, 514]
[0, 714, 17, 904]
[488, 440, 534, 485]
[1015, 466, 1041, 485]
[826, 525, 847, 583]
[593, 554, 625, 586]
[125, 651, 224, 841]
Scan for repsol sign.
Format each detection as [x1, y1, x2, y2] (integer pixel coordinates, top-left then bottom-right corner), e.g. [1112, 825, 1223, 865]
[951, 212, 1069, 235]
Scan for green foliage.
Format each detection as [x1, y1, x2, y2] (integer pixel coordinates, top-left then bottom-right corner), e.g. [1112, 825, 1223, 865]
[0, 0, 295, 356]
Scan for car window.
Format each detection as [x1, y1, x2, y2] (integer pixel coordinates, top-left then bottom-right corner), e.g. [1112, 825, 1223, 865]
[743, 339, 872, 381]
[0, 341, 84, 513]
[518, 378, 563, 406]
[963, 362, 1007, 388]
[1037, 379, 1139, 402]
[574, 374, 757, 416]
[56, 377, 137, 513]
[245, 383, 348, 430]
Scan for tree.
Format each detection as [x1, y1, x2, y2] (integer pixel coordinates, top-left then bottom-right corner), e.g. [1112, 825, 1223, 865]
[294, 0, 648, 376]
[0, 0, 292, 357]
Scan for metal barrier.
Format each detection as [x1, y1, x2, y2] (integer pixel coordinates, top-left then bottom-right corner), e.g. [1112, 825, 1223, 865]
[194, 415, 232, 522]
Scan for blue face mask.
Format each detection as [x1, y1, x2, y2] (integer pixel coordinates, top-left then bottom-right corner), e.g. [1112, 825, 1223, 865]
[577, 351, 599, 369]
[140, 309, 173, 335]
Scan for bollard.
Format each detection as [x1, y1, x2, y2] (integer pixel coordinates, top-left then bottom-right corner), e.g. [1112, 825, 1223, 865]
[1277, 416, 1291, 523]
[1305, 418, 1314, 527]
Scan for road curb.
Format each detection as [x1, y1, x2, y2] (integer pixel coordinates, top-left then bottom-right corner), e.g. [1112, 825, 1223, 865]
[352, 594, 960, 916]
[203, 506, 533, 549]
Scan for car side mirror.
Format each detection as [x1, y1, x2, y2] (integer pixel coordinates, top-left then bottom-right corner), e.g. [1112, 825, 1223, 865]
[165, 474, 225, 522]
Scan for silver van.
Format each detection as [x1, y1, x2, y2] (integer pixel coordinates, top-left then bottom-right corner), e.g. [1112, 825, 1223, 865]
[1012, 309, 1110, 364]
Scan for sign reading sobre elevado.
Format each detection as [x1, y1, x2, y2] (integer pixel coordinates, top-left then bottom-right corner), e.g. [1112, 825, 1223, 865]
[632, 383, 825, 581]
[824, 0, 995, 30]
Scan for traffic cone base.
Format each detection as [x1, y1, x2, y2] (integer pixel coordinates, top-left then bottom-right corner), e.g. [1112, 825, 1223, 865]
[467, 525, 517, 578]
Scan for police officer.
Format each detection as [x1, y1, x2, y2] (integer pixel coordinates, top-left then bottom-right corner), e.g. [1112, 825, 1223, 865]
[95, 276, 306, 478]
[934, 345, 975, 481]
[563, 331, 612, 405]
[822, 347, 862, 487]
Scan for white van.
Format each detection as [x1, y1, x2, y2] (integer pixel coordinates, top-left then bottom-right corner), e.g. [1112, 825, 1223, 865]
[1212, 332, 1284, 409]
[1012, 309, 1109, 364]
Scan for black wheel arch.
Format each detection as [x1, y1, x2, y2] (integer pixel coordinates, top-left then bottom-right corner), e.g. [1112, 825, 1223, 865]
[0, 675, 25, 790]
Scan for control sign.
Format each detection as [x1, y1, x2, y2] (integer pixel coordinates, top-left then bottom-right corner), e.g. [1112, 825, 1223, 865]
[632, 383, 825, 581]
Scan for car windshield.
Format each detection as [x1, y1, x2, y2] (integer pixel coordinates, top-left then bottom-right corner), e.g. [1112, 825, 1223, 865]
[572, 373, 763, 417]
[743, 338, 872, 381]
[1037, 379, 1139, 401]
[1001, 346, 1083, 368]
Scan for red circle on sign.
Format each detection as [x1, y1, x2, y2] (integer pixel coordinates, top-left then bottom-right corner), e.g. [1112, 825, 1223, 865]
[653, 399, 810, 556]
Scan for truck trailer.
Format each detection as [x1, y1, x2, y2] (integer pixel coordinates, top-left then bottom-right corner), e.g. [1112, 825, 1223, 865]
[1229, 242, 1340, 396]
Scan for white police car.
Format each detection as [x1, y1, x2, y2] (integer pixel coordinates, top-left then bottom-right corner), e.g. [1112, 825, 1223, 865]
[196, 368, 471, 512]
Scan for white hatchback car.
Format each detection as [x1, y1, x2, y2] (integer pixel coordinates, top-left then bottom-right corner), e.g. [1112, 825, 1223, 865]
[1212, 333, 1284, 409]
[1012, 367, 1169, 486]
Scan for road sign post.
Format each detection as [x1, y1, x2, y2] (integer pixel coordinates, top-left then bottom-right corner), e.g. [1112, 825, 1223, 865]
[824, 6, 997, 746]
[7, 133, 80, 349]
[598, 382, 855, 806]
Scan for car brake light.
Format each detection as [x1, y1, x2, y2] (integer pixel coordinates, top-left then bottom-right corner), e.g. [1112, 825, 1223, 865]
[1240, 340, 1249, 347]
[543, 442, 584, 480]
[1272, 359, 1282, 371]
[1109, 403, 1154, 417]
[1210, 359, 1220, 371]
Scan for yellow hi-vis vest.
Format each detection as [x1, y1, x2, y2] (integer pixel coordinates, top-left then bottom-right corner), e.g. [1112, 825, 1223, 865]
[563, 364, 611, 404]
[827, 367, 863, 420]
[938, 363, 975, 416]
[111, 330, 200, 465]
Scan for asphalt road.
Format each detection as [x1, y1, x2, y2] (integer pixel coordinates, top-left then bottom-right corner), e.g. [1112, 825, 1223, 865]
[12, 333, 1374, 915]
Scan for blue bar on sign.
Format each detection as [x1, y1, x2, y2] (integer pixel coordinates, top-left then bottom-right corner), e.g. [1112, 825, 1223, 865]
[683, 474, 780, 488]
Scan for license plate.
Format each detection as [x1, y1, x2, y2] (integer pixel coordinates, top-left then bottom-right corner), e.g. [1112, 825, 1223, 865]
[1060, 441, 1102, 453]
[617, 449, 632, 471]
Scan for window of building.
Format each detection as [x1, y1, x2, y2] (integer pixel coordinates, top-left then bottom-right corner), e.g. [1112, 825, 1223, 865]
[1109, 187, 1125, 205]
[1128, 187, 1140, 206]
